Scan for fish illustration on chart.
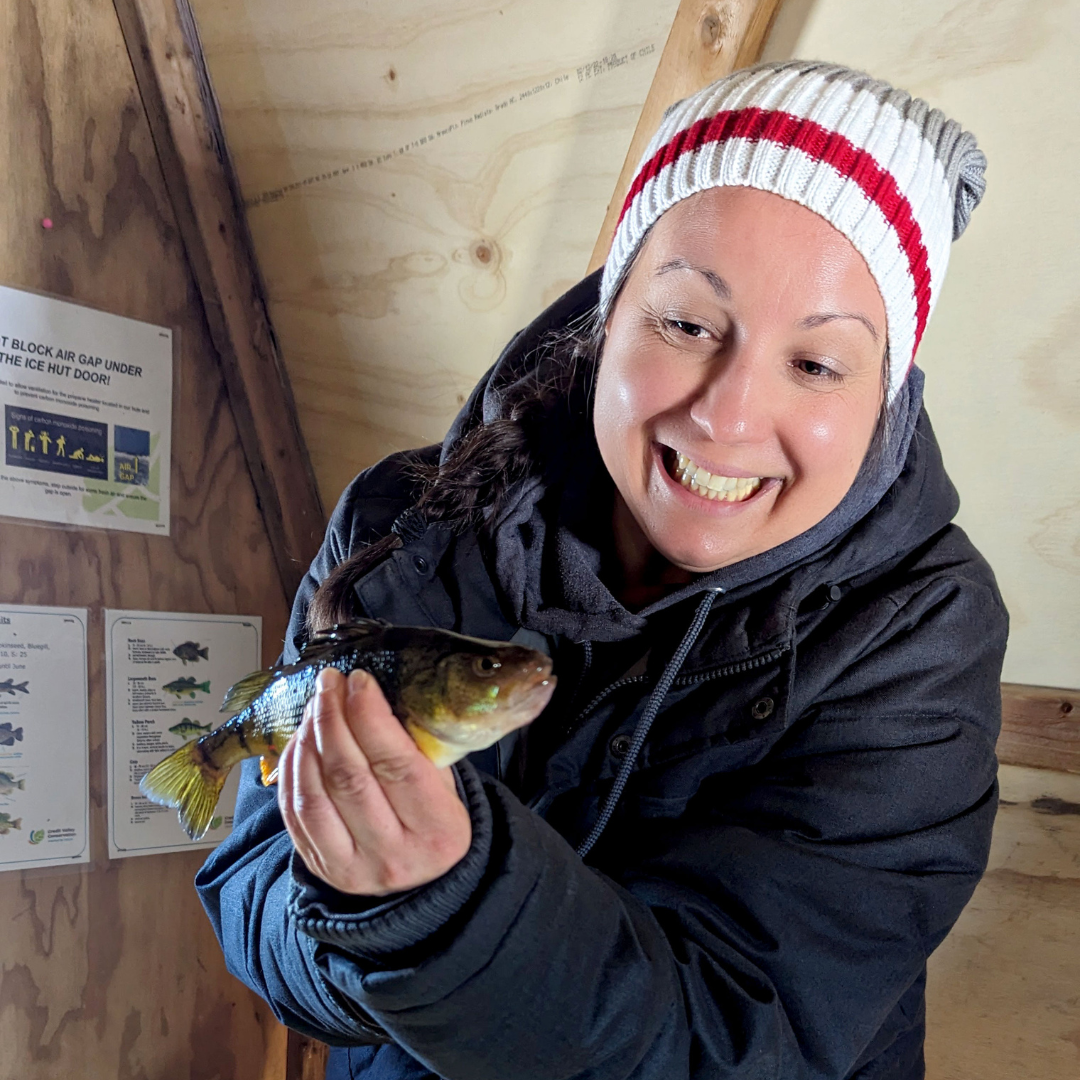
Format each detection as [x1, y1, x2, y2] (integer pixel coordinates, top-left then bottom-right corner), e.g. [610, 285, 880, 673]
[0, 679, 29, 695]
[141, 620, 556, 839]
[0, 813, 21, 835]
[168, 718, 211, 740]
[162, 676, 211, 699]
[0, 772, 25, 797]
[173, 641, 209, 665]
[0, 723, 23, 747]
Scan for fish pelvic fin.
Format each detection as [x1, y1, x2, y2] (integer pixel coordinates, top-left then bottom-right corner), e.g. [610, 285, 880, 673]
[140, 742, 228, 840]
[259, 753, 280, 787]
[220, 669, 274, 714]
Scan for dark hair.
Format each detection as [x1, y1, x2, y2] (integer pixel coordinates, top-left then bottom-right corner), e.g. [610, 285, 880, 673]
[307, 278, 899, 633]
[306, 313, 606, 633]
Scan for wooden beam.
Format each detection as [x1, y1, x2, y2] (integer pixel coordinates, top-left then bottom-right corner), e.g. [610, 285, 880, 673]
[999, 683, 1080, 775]
[588, 0, 785, 273]
[286, 1032, 331, 1080]
[113, 0, 325, 600]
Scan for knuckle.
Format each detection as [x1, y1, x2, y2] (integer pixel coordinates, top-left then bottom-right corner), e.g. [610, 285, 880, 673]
[374, 861, 413, 894]
[322, 761, 373, 799]
[368, 755, 419, 786]
[430, 829, 468, 865]
[292, 790, 334, 823]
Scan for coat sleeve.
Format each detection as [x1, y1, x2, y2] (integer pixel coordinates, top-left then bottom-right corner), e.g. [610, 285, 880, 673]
[284, 572, 1006, 1079]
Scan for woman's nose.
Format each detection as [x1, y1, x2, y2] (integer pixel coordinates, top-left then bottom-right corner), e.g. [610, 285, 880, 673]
[687, 348, 773, 444]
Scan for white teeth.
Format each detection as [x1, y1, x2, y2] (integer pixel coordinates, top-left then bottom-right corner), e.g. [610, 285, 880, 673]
[670, 452, 763, 504]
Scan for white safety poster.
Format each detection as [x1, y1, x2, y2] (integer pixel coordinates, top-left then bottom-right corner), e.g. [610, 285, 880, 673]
[105, 609, 262, 859]
[0, 283, 172, 534]
[0, 604, 89, 872]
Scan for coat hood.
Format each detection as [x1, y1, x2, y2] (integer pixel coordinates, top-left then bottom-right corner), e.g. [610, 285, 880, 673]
[444, 272, 959, 643]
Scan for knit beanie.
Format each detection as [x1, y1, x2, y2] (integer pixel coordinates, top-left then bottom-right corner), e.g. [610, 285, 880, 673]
[600, 60, 987, 404]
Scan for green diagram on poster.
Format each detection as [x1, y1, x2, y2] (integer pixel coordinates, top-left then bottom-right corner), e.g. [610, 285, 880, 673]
[0, 284, 172, 535]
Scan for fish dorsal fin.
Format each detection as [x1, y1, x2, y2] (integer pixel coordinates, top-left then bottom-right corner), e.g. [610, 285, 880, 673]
[219, 669, 275, 714]
[299, 620, 385, 662]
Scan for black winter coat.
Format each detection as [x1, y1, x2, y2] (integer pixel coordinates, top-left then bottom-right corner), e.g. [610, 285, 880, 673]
[197, 277, 1007, 1080]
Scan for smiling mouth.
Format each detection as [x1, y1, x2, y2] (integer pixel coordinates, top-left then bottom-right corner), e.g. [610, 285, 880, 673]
[665, 449, 764, 503]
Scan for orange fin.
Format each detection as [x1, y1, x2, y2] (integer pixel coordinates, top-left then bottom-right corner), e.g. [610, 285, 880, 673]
[259, 753, 280, 787]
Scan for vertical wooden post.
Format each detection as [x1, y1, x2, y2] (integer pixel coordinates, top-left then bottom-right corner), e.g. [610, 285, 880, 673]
[588, 0, 785, 273]
[113, 0, 325, 600]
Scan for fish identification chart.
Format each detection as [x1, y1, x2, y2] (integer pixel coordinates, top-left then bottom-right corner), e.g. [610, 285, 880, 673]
[0, 603, 89, 872]
[0, 283, 173, 534]
[105, 609, 261, 858]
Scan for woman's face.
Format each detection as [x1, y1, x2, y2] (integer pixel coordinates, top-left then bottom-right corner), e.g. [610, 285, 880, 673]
[594, 186, 888, 575]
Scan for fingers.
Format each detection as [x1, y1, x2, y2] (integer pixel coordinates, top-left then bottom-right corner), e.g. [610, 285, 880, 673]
[278, 666, 473, 895]
[338, 670, 460, 832]
[309, 669, 402, 845]
[278, 699, 355, 884]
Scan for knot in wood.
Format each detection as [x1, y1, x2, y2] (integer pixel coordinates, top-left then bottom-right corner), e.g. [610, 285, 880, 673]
[698, 3, 734, 54]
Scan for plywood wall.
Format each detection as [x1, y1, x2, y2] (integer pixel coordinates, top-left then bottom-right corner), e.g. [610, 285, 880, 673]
[762, 0, 1080, 690]
[187, 0, 681, 502]
[0, 0, 289, 1075]
[189, 0, 1077, 694]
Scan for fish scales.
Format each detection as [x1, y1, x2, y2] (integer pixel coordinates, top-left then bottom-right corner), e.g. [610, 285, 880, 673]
[139, 621, 555, 840]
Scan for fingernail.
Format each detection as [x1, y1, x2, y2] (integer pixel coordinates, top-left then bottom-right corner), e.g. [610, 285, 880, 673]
[348, 669, 369, 695]
[316, 667, 337, 692]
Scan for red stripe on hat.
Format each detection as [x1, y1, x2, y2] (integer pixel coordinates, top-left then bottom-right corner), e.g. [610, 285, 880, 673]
[618, 107, 932, 350]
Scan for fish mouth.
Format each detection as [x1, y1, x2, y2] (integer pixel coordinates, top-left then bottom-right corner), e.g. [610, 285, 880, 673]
[501, 655, 557, 719]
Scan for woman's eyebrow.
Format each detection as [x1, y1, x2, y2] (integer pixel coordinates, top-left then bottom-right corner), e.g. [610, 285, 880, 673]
[655, 258, 731, 300]
[798, 311, 880, 343]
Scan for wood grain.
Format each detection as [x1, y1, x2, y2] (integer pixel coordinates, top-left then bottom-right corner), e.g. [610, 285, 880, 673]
[187, 0, 680, 502]
[286, 1031, 331, 1080]
[587, 0, 784, 272]
[999, 683, 1079, 775]
[112, 0, 325, 601]
[926, 764, 1080, 1080]
[0, 0, 289, 1076]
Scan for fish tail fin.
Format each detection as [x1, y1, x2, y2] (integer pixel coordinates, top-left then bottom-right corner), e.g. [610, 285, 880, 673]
[11, 819, 20, 830]
[16, 779, 24, 790]
[13, 728, 22, 743]
[140, 742, 228, 841]
[199, 681, 212, 694]
[198, 647, 209, 660]
[14, 682, 27, 693]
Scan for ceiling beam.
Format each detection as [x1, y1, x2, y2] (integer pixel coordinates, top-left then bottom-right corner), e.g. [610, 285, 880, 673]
[589, 0, 785, 273]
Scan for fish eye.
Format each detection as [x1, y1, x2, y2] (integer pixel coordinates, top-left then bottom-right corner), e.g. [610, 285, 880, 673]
[472, 656, 501, 678]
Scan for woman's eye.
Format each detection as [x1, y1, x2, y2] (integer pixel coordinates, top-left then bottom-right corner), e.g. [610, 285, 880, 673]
[795, 357, 841, 380]
[665, 318, 710, 339]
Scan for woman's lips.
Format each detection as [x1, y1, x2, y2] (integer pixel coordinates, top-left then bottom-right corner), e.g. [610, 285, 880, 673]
[657, 444, 778, 507]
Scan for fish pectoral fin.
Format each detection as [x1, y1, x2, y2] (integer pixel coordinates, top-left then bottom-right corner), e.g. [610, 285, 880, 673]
[220, 669, 275, 714]
[259, 753, 280, 787]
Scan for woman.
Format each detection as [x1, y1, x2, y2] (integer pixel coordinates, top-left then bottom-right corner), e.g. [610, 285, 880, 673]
[198, 61, 1007, 1079]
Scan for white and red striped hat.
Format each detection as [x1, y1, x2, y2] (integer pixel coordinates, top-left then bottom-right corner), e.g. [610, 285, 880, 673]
[600, 61, 987, 404]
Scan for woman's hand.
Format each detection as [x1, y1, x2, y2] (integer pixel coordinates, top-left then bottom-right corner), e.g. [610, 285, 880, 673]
[278, 667, 472, 896]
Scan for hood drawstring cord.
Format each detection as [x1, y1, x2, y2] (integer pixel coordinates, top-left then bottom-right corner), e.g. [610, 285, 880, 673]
[576, 588, 721, 859]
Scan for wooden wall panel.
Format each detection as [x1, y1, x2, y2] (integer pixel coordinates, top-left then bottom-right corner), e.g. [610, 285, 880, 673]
[186, 0, 682, 503]
[760, 0, 1080, 692]
[0, 0, 290, 1076]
